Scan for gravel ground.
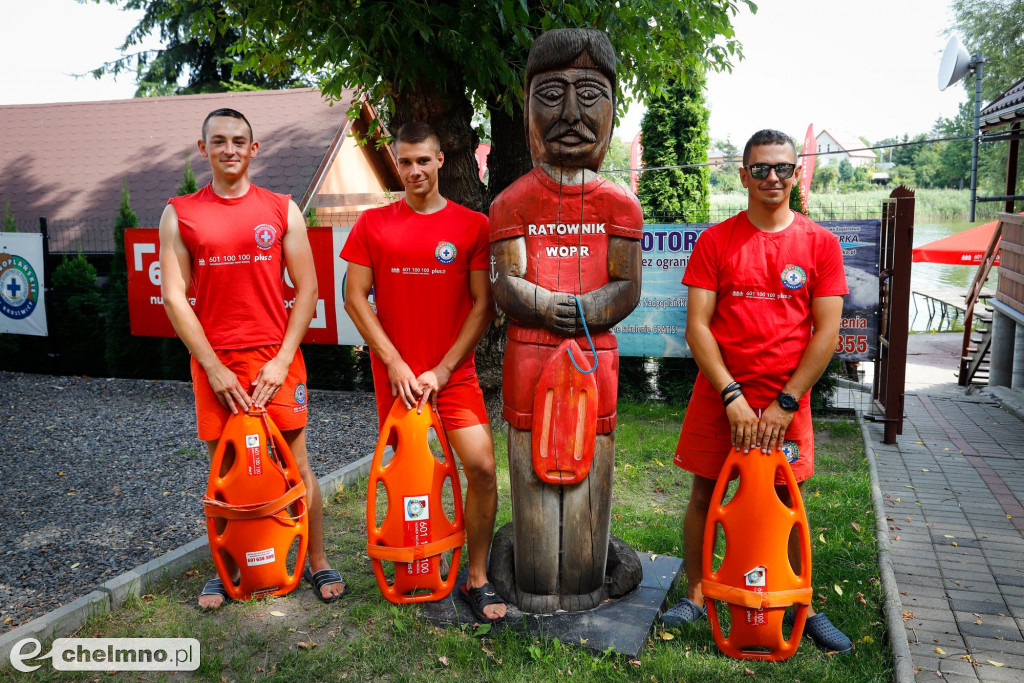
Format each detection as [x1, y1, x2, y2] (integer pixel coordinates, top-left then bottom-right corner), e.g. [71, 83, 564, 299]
[0, 371, 379, 630]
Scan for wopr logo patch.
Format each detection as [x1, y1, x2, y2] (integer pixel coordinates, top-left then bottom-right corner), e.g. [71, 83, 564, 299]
[780, 264, 807, 290]
[0, 253, 40, 320]
[435, 241, 457, 265]
[254, 224, 277, 251]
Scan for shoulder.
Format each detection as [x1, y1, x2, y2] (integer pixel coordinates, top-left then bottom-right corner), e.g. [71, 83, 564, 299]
[444, 199, 488, 225]
[794, 213, 841, 245]
[168, 185, 207, 208]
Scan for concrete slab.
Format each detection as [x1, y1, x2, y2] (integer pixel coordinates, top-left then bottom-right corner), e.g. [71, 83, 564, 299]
[419, 552, 683, 659]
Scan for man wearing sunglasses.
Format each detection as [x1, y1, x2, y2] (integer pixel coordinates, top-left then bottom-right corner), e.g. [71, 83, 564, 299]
[662, 129, 851, 654]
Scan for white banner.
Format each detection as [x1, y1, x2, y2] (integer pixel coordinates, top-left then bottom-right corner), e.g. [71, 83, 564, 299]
[0, 233, 48, 336]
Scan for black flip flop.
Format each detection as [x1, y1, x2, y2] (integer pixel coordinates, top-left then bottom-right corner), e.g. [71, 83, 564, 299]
[198, 577, 232, 609]
[660, 598, 707, 627]
[459, 582, 506, 623]
[304, 566, 349, 604]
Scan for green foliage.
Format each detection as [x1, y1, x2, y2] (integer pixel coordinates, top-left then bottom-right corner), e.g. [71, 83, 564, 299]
[790, 175, 806, 214]
[178, 152, 199, 195]
[300, 344, 360, 391]
[2, 200, 16, 232]
[838, 158, 854, 183]
[98, 0, 753, 205]
[654, 356, 701, 404]
[105, 180, 164, 378]
[638, 66, 711, 221]
[951, 0, 1024, 103]
[811, 164, 839, 193]
[52, 252, 107, 376]
[598, 135, 631, 189]
[91, 0, 309, 96]
[617, 356, 655, 401]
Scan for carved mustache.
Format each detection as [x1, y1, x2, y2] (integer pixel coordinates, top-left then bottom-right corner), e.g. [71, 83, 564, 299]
[544, 121, 597, 143]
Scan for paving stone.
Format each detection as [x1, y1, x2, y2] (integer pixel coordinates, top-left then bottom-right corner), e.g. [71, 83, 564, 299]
[955, 614, 1024, 642]
[964, 636, 1024, 657]
[949, 598, 1011, 615]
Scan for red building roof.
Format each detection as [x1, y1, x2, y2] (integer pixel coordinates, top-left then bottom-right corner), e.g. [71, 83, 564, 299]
[0, 88, 361, 252]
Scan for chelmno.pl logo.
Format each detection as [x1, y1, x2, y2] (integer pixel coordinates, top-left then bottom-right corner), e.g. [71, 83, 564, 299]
[9, 637, 200, 672]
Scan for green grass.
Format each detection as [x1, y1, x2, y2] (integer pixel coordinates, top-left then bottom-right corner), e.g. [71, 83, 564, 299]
[3, 404, 891, 682]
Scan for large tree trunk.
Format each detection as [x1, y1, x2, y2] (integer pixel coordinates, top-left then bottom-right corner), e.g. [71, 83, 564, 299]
[486, 101, 533, 202]
[390, 74, 487, 213]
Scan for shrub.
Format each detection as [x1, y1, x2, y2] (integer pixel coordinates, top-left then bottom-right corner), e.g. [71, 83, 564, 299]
[51, 251, 107, 376]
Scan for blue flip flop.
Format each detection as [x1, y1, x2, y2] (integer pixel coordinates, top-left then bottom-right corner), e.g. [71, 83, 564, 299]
[660, 598, 707, 627]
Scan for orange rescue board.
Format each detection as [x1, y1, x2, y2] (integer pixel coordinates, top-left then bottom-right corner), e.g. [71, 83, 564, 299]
[366, 400, 465, 604]
[531, 339, 599, 485]
[203, 408, 308, 601]
[702, 446, 812, 661]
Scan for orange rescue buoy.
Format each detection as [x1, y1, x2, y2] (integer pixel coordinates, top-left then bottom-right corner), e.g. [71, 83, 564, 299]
[366, 400, 465, 604]
[203, 407, 308, 601]
[702, 446, 813, 661]
[531, 338, 599, 485]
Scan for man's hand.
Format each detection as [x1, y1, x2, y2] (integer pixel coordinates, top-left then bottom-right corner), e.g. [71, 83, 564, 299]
[725, 394, 760, 453]
[415, 366, 452, 413]
[756, 401, 795, 453]
[251, 354, 291, 409]
[387, 358, 422, 409]
[205, 361, 251, 415]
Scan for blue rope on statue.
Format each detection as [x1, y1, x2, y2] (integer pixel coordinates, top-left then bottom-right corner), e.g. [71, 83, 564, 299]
[566, 295, 598, 375]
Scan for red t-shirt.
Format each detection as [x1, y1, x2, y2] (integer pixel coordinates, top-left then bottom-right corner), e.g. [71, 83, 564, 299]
[170, 184, 291, 350]
[489, 167, 643, 346]
[682, 210, 849, 408]
[340, 198, 490, 382]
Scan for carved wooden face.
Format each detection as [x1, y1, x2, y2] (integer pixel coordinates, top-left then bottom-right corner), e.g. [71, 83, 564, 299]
[527, 66, 613, 172]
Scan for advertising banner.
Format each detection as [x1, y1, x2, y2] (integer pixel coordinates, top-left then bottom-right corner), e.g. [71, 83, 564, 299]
[126, 220, 881, 362]
[124, 226, 365, 345]
[0, 232, 48, 336]
[614, 220, 881, 362]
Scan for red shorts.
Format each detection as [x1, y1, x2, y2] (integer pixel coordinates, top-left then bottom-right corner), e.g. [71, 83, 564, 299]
[501, 327, 619, 433]
[371, 369, 489, 432]
[673, 378, 815, 483]
[191, 346, 309, 441]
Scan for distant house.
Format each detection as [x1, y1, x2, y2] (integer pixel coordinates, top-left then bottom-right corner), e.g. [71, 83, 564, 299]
[815, 129, 877, 168]
[707, 149, 735, 169]
[0, 88, 402, 254]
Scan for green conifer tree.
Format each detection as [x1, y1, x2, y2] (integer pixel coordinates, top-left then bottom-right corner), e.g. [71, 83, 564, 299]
[2, 200, 16, 232]
[637, 66, 712, 403]
[105, 179, 163, 377]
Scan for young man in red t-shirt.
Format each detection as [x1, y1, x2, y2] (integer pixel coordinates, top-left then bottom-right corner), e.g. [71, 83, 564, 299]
[662, 129, 852, 653]
[160, 108, 347, 608]
[341, 122, 506, 623]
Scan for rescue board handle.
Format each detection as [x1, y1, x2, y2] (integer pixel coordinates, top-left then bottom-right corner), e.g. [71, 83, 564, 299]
[566, 295, 598, 375]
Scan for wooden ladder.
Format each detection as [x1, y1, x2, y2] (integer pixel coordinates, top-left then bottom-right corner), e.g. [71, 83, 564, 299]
[958, 222, 1003, 386]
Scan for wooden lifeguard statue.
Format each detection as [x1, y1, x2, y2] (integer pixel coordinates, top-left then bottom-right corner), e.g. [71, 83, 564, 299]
[488, 28, 644, 612]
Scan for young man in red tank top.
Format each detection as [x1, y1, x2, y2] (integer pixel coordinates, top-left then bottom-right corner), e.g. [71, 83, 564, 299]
[342, 122, 507, 623]
[159, 108, 347, 608]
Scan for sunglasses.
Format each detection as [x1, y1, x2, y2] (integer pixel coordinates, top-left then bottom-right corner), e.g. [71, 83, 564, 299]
[745, 163, 797, 180]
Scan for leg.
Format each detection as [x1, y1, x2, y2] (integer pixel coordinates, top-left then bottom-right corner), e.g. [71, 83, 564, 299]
[199, 439, 237, 609]
[281, 427, 346, 601]
[683, 474, 718, 607]
[447, 423, 507, 620]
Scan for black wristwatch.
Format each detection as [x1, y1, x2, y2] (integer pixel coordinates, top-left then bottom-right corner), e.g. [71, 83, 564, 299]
[776, 391, 800, 412]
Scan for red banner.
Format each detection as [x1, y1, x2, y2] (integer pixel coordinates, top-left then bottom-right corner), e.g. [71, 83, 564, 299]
[800, 124, 816, 213]
[124, 227, 361, 345]
[629, 131, 643, 195]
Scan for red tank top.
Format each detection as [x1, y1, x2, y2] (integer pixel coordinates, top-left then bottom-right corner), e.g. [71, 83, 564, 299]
[170, 184, 290, 350]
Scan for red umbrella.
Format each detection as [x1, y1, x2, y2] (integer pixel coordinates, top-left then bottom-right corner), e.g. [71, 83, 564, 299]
[912, 219, 1001, 266]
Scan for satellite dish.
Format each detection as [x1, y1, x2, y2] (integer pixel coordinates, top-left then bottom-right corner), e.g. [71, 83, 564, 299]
[938, 35, 972, 91]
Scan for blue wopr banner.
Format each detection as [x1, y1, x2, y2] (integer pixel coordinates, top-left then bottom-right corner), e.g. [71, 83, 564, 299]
[613, 220, 881, 362]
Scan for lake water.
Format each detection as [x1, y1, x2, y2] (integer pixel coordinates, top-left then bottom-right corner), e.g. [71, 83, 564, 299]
[909, 219, 995, 332]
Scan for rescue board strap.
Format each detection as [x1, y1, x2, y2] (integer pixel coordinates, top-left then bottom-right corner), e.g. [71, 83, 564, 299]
[566, 295, 598, 375]
[702, 579, 813, 609]
[202, 480, 308, 521]
[366, 530, 466, 563]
